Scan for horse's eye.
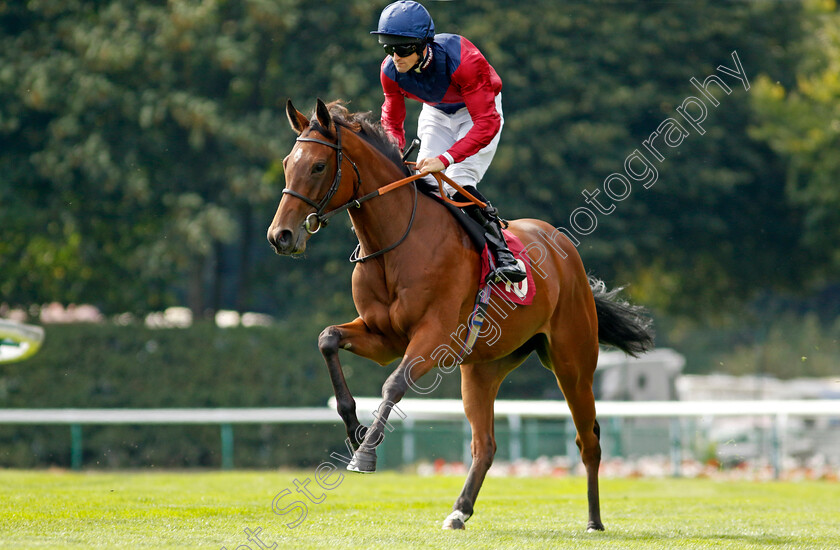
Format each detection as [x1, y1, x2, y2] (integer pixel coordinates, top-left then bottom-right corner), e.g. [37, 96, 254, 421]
[312, 162, 326, 174]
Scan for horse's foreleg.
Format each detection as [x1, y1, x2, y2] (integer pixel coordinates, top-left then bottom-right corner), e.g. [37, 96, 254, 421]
[347, 340, 439, 473]
[319, 318, 399, 449]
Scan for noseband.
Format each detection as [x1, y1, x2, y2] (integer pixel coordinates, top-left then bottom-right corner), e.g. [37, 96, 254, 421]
[282, 125, 361, 234]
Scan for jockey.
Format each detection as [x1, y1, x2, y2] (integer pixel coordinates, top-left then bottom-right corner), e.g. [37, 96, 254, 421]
[372, 0, 527, 284]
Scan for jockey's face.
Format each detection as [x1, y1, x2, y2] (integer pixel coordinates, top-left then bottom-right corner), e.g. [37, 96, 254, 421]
[391, 46, 425, 73]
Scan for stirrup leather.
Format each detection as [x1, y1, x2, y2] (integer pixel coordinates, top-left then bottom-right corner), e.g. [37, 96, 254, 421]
[461, 200, 526, 284]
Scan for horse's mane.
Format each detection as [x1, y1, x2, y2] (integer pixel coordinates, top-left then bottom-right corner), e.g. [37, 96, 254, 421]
[311, 100, 410, 176]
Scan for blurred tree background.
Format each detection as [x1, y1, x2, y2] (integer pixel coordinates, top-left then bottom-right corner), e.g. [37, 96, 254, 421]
[2, 0, 839, 385]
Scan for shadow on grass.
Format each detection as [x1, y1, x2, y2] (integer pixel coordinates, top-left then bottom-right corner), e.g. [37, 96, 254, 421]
[486, 526, 797, 547]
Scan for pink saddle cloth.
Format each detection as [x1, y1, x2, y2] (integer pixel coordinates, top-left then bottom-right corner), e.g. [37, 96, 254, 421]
[478, 229, 537, 306]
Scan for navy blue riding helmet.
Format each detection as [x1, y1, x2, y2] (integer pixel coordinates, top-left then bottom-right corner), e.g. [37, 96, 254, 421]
[371, 0, 435, 50]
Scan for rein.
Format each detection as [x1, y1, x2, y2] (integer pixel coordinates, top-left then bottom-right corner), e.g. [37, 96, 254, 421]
[282, 125, 486, 263]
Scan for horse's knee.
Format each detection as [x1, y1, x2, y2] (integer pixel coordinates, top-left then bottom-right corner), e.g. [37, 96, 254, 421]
[318, 326, 341, 355]
[381, 368, 410, 402]
[471, 434, 496, 468]
[337, 399, 358, 423]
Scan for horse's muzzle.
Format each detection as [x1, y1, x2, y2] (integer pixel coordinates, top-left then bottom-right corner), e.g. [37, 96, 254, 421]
[267, 227, 297, 255]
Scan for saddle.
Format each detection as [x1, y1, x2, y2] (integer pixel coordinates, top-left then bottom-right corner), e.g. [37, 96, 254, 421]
[415, 179, 535, 306]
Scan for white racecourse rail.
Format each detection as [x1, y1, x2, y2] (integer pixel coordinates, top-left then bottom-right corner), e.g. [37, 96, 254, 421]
[344, 398, 840, 478]
[1, 399, 836, 424]
[338, 397, 840, 420]
[2, 399, 838, 476]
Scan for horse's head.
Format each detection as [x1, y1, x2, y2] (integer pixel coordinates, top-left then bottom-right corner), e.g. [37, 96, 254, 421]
[267, 99, 356, 256]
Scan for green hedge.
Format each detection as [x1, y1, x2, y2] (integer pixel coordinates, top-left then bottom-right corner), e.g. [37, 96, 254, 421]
[0, 321, 461, 469]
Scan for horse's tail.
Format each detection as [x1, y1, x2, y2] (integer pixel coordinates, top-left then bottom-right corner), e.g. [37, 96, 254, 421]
[590, 278, 654, 357]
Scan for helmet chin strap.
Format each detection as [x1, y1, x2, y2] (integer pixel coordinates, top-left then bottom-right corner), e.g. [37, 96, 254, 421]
[412, 44, 432, 72]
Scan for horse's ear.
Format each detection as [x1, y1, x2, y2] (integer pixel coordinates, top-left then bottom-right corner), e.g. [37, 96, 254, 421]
[286, 99, 309, 135]
[315, 98, 333, 132]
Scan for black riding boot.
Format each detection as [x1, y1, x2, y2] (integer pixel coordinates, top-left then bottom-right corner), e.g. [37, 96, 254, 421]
[463, 203, 527, 284]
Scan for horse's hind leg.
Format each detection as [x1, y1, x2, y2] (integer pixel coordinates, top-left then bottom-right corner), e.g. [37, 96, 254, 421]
[319, 317, 400, 448]
[538, 336, 604, 532]
[444, 356, 523, 530]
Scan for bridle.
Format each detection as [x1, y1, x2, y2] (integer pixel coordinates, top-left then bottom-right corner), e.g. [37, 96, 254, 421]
[282, 124, 362, 235]
[281, 124, 418, 263]
[281, 122, 488, 263]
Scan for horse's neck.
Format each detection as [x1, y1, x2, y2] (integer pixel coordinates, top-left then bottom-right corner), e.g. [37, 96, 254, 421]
[344, 137, 464, 269]
[348, 169, 431, 260]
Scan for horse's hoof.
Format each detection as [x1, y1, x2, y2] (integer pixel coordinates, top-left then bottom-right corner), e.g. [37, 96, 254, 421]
[346, 448, 376, 473]
[586, 521, 605, 532]
[442, 511, 469, 530]
[442, 518, 465, 530]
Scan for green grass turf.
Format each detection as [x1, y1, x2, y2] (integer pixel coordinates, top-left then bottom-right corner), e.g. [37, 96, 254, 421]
[0, 470, 838, 549]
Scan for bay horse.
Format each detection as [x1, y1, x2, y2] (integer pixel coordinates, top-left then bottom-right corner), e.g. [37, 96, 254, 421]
[267, 99, 653, 532]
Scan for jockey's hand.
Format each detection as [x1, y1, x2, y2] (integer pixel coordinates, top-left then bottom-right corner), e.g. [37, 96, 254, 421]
[416, 157, 445, 173]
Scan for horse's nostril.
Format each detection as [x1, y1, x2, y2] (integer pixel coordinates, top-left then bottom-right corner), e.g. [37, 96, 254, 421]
[268, 228, 294, 253]
[278, 230, 292, 248]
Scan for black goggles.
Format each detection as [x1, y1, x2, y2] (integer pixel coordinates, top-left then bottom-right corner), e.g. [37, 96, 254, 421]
[383, 42, 422, 57]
